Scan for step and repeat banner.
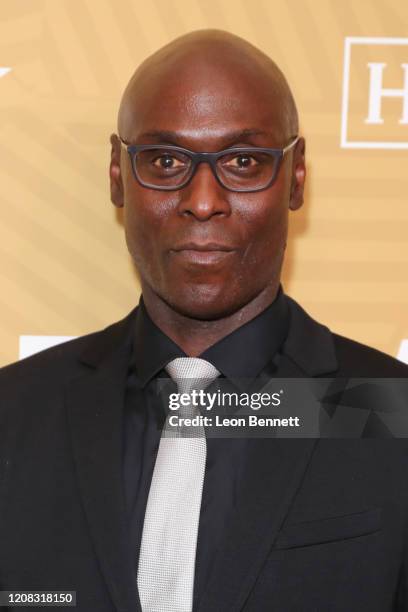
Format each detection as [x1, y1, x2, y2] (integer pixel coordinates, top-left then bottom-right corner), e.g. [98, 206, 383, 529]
[0, 0, 407, 366]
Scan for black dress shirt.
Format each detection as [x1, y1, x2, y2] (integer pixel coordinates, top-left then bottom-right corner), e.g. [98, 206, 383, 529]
[122, 286, 290, 610]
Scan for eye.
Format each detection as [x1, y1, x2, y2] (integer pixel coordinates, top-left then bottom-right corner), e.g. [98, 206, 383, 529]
[152, 154, 185, 169]
[224, 154, 258, 169]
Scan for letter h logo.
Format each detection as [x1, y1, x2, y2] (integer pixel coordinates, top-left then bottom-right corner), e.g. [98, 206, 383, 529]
[365, 62, 408, 125]
[341, 37, 408, 149]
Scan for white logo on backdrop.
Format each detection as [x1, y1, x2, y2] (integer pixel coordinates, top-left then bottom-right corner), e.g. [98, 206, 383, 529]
[0, 67, 11, 78]
[341, 37, 408, 149]
[365, 62, 408, 125]
[19, 335, 75, 360]
[398, 340, 408, 365]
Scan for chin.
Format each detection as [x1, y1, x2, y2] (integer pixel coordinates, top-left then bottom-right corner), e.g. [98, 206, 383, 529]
[163, 282, 248, 321]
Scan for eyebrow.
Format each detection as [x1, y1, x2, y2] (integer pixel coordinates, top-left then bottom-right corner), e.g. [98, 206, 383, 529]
[135, 128, 268, 147]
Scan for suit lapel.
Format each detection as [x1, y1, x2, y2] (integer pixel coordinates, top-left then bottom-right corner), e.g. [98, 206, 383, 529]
[65, 309, 142, 612]
[197, 436, 317, 612]
[197, 296, 339, 612]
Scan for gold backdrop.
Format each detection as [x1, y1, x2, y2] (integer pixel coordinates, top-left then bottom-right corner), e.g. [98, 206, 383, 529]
[0, 0, 407, 366]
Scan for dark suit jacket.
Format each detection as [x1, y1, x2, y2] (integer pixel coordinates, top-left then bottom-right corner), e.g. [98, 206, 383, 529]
[1, 296, 408, 612]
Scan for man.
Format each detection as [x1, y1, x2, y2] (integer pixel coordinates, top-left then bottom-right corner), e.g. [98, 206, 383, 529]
[1, 29, 408, 612]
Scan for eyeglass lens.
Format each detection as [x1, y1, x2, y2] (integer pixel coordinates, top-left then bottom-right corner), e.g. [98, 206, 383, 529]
[132, 148, 280, 190]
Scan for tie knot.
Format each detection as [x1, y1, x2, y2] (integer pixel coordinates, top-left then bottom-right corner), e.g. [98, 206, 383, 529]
[165, 357, 220, 393]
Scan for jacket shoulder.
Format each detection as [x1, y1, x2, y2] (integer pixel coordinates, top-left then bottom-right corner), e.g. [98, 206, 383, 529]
[0, 333, 94, 386]
[332, 332, 408, 377]
[0, 307, 137, 389]
[284, 294, 408, 377]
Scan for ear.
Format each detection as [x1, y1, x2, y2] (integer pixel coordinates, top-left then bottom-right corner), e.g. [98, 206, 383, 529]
[109, 133, 124, 208]
[289, 137, 306, 211]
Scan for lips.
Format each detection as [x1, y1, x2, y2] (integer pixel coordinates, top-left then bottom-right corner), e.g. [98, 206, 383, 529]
[170, 242, 236, 264]
[172, 242, 235, 252]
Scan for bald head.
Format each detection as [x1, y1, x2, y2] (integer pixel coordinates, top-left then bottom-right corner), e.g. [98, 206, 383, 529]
[117, 29, 298, 143]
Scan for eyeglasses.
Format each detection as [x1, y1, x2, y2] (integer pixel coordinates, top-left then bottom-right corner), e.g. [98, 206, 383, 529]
[118, 135, 299, 193]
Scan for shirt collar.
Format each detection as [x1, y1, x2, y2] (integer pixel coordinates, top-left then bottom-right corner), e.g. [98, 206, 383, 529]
[132, 285, 290, 389]
[132, 298, 186, 387]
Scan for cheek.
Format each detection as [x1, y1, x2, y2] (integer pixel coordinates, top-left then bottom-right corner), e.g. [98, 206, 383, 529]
[234, 193, 289, 270]
[123, 185, 179, 279]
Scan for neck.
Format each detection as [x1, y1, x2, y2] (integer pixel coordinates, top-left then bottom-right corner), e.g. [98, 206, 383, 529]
[141, 282, 281, 356]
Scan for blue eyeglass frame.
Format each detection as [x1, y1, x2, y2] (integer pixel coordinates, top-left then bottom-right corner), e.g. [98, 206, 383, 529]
[118, 135, 300, 192]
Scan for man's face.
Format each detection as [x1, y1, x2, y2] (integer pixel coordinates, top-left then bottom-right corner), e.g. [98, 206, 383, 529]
[111, 59, 305, 320]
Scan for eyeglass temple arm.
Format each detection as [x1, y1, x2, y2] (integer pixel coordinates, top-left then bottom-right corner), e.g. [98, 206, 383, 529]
[118, 136, 129, 149]
[282, 135, 300, 154]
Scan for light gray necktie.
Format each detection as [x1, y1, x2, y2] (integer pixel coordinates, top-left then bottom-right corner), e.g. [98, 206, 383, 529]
[137, 357, 220, 612]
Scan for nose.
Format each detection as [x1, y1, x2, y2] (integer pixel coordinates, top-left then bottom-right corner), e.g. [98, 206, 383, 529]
[178, 161, 231, 221]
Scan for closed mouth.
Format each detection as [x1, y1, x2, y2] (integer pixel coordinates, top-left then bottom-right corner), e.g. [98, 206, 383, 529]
[172, 242, 235, 252]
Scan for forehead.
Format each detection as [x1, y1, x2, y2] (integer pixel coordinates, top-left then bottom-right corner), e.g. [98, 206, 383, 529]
[122, 59, 288, 147]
